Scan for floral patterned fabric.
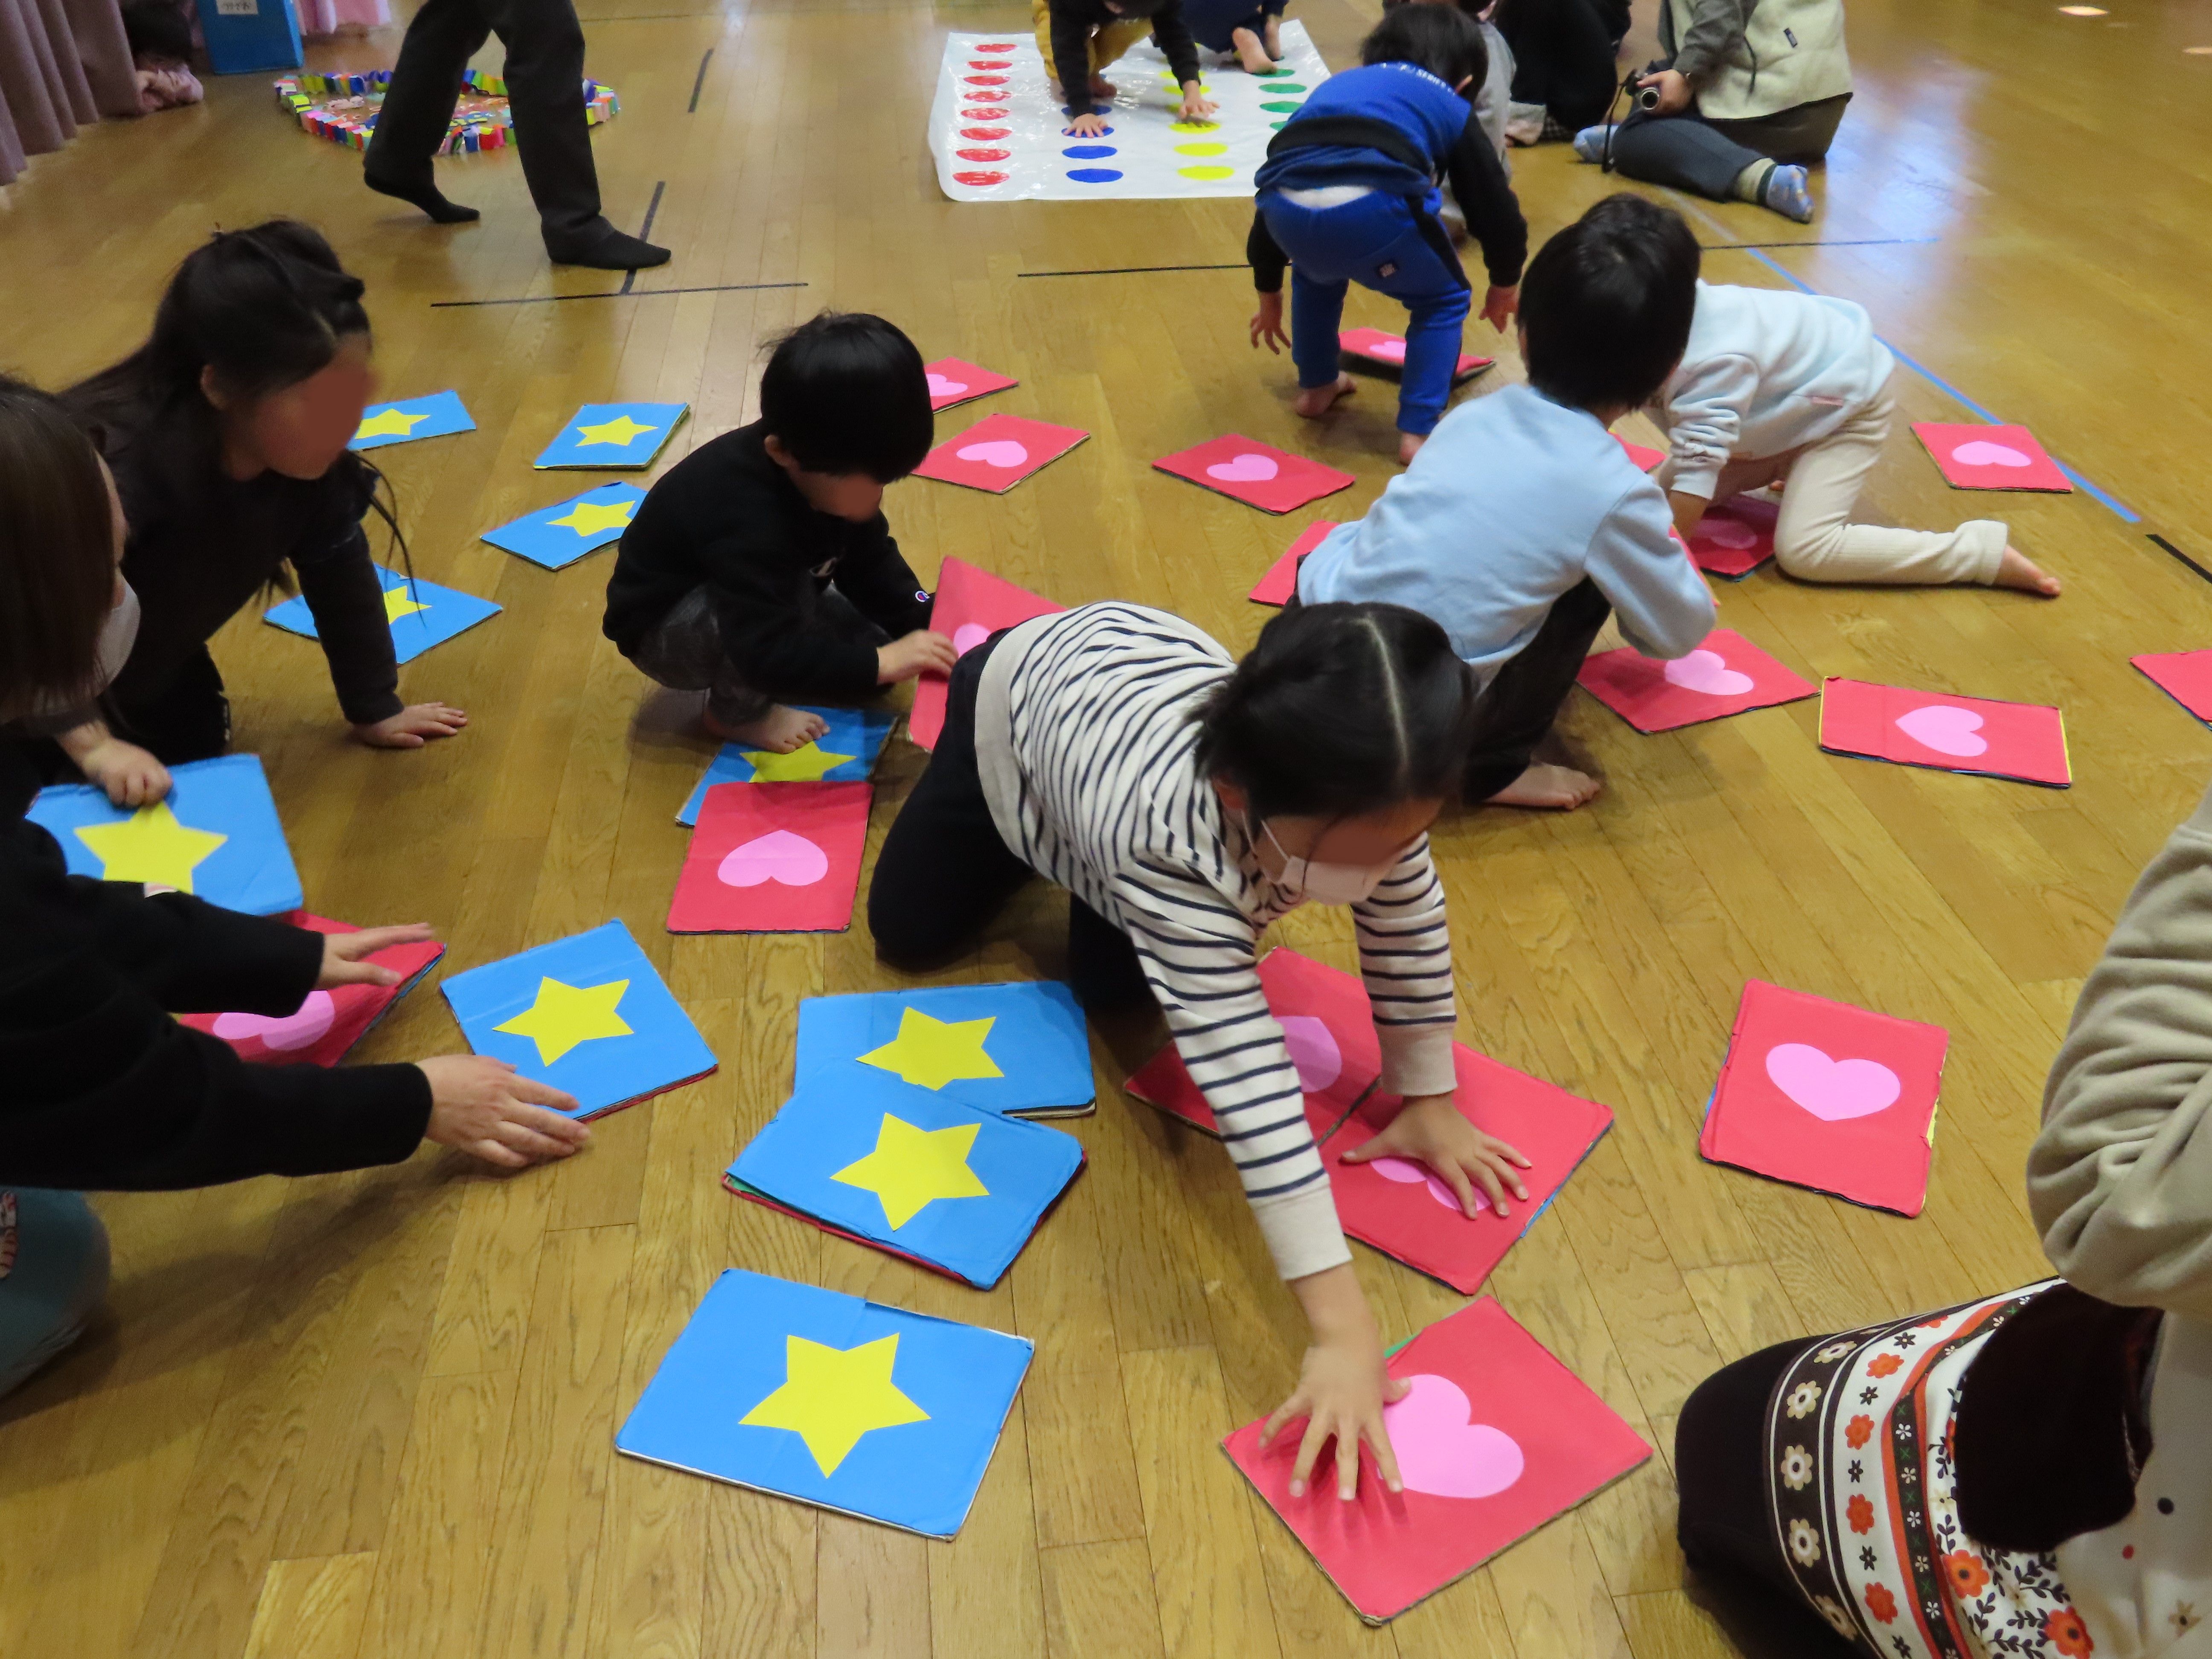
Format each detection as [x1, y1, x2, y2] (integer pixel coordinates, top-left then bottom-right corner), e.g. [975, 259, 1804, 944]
[1766, 1282, 2100, 1659]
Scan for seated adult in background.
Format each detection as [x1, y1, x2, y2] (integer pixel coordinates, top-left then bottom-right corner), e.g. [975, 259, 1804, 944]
[0, 376, 589, 1403]
[1490, 0, 1626, 145]
[1572, 0, 1851, 223]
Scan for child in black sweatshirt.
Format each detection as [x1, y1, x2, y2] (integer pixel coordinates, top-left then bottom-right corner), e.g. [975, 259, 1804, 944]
[602, 314, 956, 754]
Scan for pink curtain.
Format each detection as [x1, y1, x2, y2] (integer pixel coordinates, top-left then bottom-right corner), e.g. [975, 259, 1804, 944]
[0, 0, 138, 184]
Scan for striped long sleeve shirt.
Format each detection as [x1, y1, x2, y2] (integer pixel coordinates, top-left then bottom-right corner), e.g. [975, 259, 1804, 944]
[975, 602, 1460, 1281]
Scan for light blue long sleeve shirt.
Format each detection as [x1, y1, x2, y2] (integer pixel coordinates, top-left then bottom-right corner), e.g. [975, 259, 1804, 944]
[1296, 384, 1716, 688]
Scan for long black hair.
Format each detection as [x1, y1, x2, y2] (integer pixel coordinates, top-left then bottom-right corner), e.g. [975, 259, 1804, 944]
[64, 219, 407, 584]
[0, 375, 116, 722]
[1195, 602, 1477, 821]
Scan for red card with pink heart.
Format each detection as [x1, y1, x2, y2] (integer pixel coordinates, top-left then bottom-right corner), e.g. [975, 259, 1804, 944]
[923, 356, 1017, 413]
[1700, 979, 1949, 1216]
[1614, 433, 1665, 473]
[178, 912, 445, 1066]
[1250, 521, 1338, 606]
[1911, 422, 2072, 492]
[2132, 650, 2212, 726]
[1123, 947, 1381, 1136]
[1577, 628, 1816, 733]
[914, 413, 1088, 493]
[1337, 327, 1494, 383]
[1153, 435, 1357, 515]
[1224, 1296, 1652, 1623]
[666, 781, 871, 933]
[1321, 1048, 1613, 1294]
[907, 556, 1065, 751]
[1686, 495, 1777, 578]
[1818, 677, 2071, 786]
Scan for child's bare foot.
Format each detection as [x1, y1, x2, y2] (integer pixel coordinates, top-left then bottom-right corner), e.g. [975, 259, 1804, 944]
[1087, 73, 1116, 99]
[1484, 763, 1603, 810]
[1231, 25, 1277, 72]
[705, 704, 829, 752]
[1994, 546, 2061, 596]
[1293, 373, 1356, 419]
[1398, 431, 1428, 466]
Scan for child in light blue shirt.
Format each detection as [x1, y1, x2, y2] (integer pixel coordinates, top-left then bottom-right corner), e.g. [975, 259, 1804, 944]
[1299, 193, 1717, 809]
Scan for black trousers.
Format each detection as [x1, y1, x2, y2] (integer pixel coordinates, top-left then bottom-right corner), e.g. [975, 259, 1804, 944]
[626, 585, 889, 729]
[868, 637, 1151, 1012]
[1676, 1339, 1865, 1656]
[1605, 94, 1851, 200]
[1498, 0, 1623, 133]
[367, 0, 602, 243]
[1461, 577, 1612, 802]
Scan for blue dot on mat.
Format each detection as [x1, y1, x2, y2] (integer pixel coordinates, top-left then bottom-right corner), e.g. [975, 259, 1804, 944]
[1066, 167, 1124, 183]
[1060, 122, 1113, 136]
[1062, 144, 1118, 158]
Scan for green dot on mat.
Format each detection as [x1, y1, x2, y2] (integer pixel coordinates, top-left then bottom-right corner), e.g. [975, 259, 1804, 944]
[1260, 100, 1304, 112]
[1179, 165, 1235, 180]
[1271, 119, 1287, 129]
[1266, 82, 1307, 93]
[1175, 141, 1228, 156]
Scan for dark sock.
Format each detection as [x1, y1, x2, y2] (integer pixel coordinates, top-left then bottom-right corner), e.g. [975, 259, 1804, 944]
[544, 226, 672, 271]
[364, 170, 480, 224]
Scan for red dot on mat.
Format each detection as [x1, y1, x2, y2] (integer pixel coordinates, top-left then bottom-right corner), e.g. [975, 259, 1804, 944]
[957, 148, 1011, 161]
[960, 126, 1010, 139]
[966, 87, 1008, 99]
[954, 170, 1010, 186]
[961, 108, 1002, 120]
[977, 41, 1015, 50]
[967, 60, 1004, 70]
[963, 74, 1007, 85]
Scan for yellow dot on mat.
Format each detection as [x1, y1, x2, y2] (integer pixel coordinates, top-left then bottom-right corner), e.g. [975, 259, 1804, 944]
[2056, 5, 2105, 13]
[1175, 141, 1227, 156]
[1179, 165, 1235, 180]
[1170, 119, 1220, 134]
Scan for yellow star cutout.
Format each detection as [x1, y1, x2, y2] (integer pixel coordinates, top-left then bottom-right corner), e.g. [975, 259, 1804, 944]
[856, 1008, 1002, 1091]
[743, 742, 856, 783]
[739, 1333, 929, 1476]
[544, 498, 637, 538]
[492, 976, 632, 1065]
[355, 407, 428, 441]
[382, 584, 429, 623]
[832, 1112, 991, 1229]
[573, 414, 658, 448]
[74, 801, 227, 891]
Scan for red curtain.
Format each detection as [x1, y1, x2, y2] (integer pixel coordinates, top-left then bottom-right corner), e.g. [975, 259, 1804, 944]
[0, 0, 139, 184]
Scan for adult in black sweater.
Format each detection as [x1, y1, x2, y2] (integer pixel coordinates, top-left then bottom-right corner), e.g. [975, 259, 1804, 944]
[35, 223, 467, 809]
[0, 374, 587, 1401]
[603, 314, 955, 756]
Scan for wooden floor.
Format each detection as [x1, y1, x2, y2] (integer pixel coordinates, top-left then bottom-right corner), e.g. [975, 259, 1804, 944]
[7, 0, 2212, 1652]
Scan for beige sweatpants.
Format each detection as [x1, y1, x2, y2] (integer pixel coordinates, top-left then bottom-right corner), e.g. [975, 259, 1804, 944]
[1666, 378, 2010, 586]
[1031, 0, 1155, 87]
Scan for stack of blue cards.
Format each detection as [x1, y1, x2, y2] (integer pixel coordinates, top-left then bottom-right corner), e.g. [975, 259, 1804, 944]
[350, 390, 475, 451]
[263, 567, 501, 664]
[616, 1269, 1033, 1537]
[726, 1088, 1084, 1288]
[480, 482, 647, 569]
[533, 402, 689, 470]
[440, 919, 717, 1119]
[675, 705, 898, 825]
[27, 754, 303, 914]
[794, 981, 1098, 1119]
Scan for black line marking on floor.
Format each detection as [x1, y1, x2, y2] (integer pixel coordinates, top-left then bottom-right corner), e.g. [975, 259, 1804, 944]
[619, 180, 668, 294]
[1018, 262, 1248, 278]
[1700, 237, 1940, 250]
[431, 280, 806, 309]
[2149, 533, 2212, 586]
[687, 48, 713, 113]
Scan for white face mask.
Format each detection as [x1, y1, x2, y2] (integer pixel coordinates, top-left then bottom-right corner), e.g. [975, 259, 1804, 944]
[26, 580, 140, 718]
[1258, 818, 1395, 907]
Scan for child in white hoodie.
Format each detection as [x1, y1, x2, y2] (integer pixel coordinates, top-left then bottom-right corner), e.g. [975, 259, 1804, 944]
[1652, 281, 2061, 595]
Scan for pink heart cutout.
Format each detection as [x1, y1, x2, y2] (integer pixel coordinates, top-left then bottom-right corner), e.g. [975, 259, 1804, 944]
[1382, 1374, 1525, 1499]
[928, 373, 970, 399]
[1207, 452, 1279, 483]
[1367, 338, 1407, 362]
[214, 991, 337, 1052]
[1951, 439, 2031, 468]
[1764, 1042, 1901, 1121]
[1699, 518, 1757, 549]
[1663, 649, 1755, 696]
[1895, 703, 1988, 757]
[958, 439, 1029, 468]
[718, 830, 830, 888]
[1371, 1155, 1487, 1214]
[1278, 1014, 1342, 1093]
[952, 623, 991, 655]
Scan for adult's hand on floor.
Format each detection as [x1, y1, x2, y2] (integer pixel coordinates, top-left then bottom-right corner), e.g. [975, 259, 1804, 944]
[417, 1055, 589, 1169]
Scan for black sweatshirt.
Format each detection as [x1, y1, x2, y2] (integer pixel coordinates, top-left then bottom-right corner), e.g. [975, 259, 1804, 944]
[1048, 0, 1201, 116]
[601, 421, 933, 702]
[0, 761, 433, 1190]
[91, 431, 404, 730]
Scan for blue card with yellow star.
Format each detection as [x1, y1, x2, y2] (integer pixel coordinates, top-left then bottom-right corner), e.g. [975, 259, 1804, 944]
[675, 705, 899, 825]
[263, 567, 501, 664]
[26, 754, 303, 915]
[793, 981, 1096, 1119]
[727, 1086, 1084, 1287]
[439, 919, 717, 1119]
[616, 1268, 1032, 1537]
[480, 482, 647, 569]
[533, 402, 689, 470]
[350, 390, 475, 452]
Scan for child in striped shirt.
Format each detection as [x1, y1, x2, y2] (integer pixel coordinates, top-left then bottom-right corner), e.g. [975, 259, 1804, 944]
[870, 598, 1528, 1499]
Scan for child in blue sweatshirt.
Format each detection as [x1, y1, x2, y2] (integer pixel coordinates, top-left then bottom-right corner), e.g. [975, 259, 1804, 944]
[1298, 194, 1716, 809]
[1246, 5, 1527, 464]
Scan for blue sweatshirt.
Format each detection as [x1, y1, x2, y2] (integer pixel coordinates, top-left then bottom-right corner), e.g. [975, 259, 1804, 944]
[1297, 384, 1715, 685]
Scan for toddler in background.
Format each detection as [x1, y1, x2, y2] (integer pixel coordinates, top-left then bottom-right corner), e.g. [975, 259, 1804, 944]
[120, 0, 202, 113]
[1183, 0, 1289, 74]
[1039, 0, 1219, 135]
